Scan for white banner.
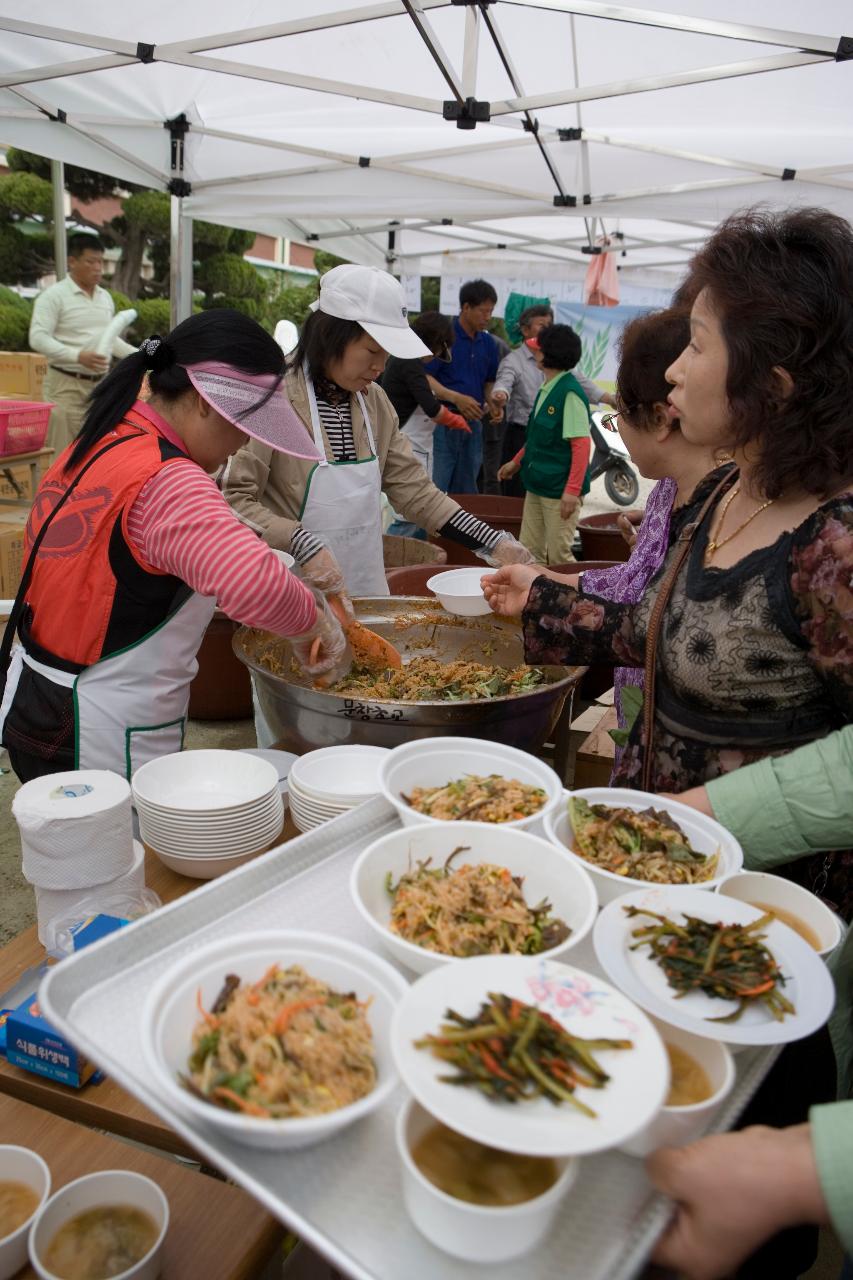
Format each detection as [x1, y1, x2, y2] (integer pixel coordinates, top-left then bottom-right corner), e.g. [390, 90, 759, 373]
[399, 274, 422, 311]
[438, 273, 672, 319]
[554, 302, 654, 386]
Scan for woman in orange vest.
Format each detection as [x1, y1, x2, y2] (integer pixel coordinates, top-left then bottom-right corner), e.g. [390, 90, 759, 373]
[0, 309, 350, 782]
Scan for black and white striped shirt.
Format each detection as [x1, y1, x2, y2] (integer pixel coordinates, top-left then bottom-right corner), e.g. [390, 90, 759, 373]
[290, 392, 502, 565]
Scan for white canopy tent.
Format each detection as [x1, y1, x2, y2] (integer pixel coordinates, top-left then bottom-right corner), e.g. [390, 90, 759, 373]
[1, 0, 851, 322]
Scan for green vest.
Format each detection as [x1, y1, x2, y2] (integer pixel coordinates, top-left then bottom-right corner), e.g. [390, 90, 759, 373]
[520, 370, 591, 500]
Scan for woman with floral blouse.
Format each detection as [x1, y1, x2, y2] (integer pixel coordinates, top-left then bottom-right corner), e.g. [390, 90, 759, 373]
[483, 206, 853, 918]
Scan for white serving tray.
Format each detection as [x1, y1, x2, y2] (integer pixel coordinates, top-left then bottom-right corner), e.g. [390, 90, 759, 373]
[39, 797, 777, 1280]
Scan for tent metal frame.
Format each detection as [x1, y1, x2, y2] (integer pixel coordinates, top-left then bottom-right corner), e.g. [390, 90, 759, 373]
[0, 0, 848, 317]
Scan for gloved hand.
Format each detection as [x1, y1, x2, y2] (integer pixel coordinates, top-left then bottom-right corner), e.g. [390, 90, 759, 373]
[290, 589, 352, 685]
[478, 532, 535, 568]
[435, 405, 471, 434]
[302, 546, 355, 623]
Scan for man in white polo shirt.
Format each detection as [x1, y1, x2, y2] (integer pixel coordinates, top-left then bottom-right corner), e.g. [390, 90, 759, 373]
[29, 233, 137, 452]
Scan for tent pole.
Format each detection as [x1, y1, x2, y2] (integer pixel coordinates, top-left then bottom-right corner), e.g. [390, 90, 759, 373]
[51, 159, 66, 280]
[170, 198, 193, 328]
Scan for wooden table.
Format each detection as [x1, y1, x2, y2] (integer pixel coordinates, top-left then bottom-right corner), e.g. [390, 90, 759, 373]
[2, 1094, 283, 1280]
[0, 817, 299, 1158]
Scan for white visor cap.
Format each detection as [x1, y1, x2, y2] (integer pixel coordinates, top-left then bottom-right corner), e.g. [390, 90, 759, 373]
[311, 264, 431, 359]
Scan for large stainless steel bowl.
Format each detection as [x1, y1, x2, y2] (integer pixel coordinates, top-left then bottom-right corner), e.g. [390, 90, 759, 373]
[234, 597, 586, 755]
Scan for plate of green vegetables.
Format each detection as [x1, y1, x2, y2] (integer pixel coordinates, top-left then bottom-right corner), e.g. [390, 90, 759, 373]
[391, 954, 670, 1156]
[593, 885, 835, 1047]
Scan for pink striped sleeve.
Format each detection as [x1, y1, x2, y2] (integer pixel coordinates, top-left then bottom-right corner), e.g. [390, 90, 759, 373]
[126, 460, 317, 636]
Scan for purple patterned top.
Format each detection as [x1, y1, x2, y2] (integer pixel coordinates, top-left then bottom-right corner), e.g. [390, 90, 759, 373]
[580, 477, 677, 734]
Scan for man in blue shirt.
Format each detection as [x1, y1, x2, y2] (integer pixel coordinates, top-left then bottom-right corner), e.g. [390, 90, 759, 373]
[425, 279, 500, 493]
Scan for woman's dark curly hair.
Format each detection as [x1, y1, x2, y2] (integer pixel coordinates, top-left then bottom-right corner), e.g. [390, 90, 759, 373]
[683, 206, 853, 499]
[616, 308, 690, 430]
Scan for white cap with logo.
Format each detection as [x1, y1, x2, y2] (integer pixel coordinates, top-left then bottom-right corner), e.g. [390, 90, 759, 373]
[311, 264, 431, 359]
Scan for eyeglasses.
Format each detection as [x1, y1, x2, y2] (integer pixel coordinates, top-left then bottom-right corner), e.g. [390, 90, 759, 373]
[600, 412, 621, 433]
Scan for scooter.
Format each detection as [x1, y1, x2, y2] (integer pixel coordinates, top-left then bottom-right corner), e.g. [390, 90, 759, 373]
[588, 411, 640, 506]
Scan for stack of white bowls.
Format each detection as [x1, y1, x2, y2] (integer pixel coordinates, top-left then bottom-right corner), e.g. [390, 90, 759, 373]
[288, 745, 389, 833]
[132, 750, 284, 879]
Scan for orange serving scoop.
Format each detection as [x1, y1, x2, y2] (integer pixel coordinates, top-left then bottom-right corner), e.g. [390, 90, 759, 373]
[308, 594, 404, 683]
[329, 594, 403, 672]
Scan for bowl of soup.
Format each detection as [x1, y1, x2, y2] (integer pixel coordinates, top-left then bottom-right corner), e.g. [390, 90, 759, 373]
[715, 871, 843, 959]
[29, 1170, 168, 1280]
[395, 1098, 577, 1262]
[0, 1146, 51, 1280]
[618, 1020, 735, 1158]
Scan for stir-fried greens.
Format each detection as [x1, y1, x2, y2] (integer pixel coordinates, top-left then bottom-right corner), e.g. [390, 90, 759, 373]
[570, 797, 718, 884]
[625, 906, 794, 1022]
[404, 774, 547, 822]
[182, 964, 376, 1117]
[334, 658, 547, 702]
[416, 992, 633, 1117]
[387, 846, 570, 957]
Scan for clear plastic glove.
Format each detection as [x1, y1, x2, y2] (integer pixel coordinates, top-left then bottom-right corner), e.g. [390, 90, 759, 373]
[290, 590, 352, 685]
[301, 547, 355, 623]
[435, 405, 471, 434]
[475, 532, 535, 568]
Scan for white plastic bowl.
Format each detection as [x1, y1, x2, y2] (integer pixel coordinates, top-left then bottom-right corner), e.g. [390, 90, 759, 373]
[715, 870, 844, 959]
[351, 820, 598, 975]
[144, 844, 271, 879]
[132, 749, 279, 811]
[619, 1018, 735, 1157]
[396, 1099, 576, 1262]
[379, 737, 562, 832]
[426, 567, 491, 616]
[141, 930, 409, 1150]
[543, 788, 743, 906]
[288, 746, 389, 803]
[0, 1146, 50, 1280]
[29, 1171, 168, 1280]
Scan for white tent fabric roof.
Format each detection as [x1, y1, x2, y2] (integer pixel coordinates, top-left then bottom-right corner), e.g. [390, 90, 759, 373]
[0, 1, 850, 278]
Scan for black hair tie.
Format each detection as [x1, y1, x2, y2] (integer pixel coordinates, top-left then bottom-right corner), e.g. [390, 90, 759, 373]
[140, 335, 175, 372]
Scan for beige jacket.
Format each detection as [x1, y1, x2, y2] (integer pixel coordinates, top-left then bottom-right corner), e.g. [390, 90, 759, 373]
[222, 365, 460, 551]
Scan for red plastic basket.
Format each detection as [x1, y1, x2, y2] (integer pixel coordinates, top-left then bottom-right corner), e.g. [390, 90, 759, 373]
[0, 400, 54, 455]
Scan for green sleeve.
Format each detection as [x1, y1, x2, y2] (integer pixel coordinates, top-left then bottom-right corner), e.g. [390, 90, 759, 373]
[810, 1100, 853, 1257]
[562, 391, 590, 440]
[705, 726, 853, 870]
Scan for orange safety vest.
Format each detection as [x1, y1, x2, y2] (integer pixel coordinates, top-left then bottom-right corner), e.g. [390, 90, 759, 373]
[22, 408, 188, 670]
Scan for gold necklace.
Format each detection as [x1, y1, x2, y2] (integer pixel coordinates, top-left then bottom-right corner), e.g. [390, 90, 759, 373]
[705, 484, 776, 557]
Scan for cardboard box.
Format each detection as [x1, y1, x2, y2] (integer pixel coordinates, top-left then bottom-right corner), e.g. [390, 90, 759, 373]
[0, 460, 37, 499]
[0, 352, 47, 400]
[0, 512, 30, 596]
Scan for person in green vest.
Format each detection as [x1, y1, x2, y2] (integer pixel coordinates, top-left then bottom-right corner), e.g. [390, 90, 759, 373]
[497, 323, 591, 564]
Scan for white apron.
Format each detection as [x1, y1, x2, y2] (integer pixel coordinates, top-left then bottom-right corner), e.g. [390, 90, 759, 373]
[299, 368, 389, 598]
[400, 406, 435, 480]
[0, 591, 215, 780]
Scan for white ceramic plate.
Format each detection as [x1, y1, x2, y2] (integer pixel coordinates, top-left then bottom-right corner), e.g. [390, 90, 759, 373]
[593, 885, 836, 1046]
[392, 954, 669, 1157]
[238, 749, 298, 781]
